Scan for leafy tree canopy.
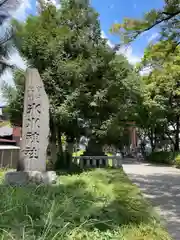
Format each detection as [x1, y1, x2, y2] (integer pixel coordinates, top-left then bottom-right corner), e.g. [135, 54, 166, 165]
[10, 0, 140, 146]
[111, 0, 180, 52]
[0, 0, 23, 74]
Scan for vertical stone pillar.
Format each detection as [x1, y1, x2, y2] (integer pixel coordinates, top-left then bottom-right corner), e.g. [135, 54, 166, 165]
[5, 69, 56, 185]
[19, 68, 49, 172]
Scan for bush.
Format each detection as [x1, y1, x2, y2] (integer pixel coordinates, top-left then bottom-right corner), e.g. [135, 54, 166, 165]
[175, 154, 180, 168]
[146, 151, 178, 165]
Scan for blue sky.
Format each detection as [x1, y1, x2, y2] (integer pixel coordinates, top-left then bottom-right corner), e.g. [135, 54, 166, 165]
[0, 0, 165, 104]
[20, 0, 164, 61]
[29, 0, 164, 61]
[91, 0, 164, 57]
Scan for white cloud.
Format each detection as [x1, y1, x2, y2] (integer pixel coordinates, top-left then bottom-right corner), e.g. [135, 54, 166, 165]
[0, 50, 27, 86]
[140, 66, 152, 76]
[0, 69, 13, 104]
[12, 0, 32, 21]
[147, 32, 159, 43]
[101, 31, 114, 48]
[0, 1, 31, 104]
[101, 31, 141, 65]
[0, 93, 5, 106]
[0, 49, 27, 104]
[0, 70, 14, 86]
[109, 4, 115, 9]
[117, 46, 141, 65]
[8, 48, 27, 70]
[36, 0, 61, 12]
[50, 0, 61, 8]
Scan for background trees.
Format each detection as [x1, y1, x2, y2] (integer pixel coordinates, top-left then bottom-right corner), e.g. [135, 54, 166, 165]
[0, 0, 22, 75]
[110, 0, 180, 154]
[4, 0, 179, 163]
[111, 0, 180, 51]
[2, 0, 140, 168]
[133, 42, 180, 152]
[2, 69, 24, 125]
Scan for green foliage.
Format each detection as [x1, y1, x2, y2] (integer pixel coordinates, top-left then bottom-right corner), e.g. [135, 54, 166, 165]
[0, 169, 170, 239]
[175, 154, 180, 168]
[134, 42, 180, 151]
[72, 150, 84, 157]
[2, 69, 25, 126]
[0, 0, 23, 75]
[111, 0, 180, 51]
[54, 152, 68, 170]
[146, 151, 177, 165]
[13, 1, 106, 135]
[8, 0, 140, 148]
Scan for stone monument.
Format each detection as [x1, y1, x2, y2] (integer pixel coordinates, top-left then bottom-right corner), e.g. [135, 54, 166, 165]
[5, 68, 56, 185]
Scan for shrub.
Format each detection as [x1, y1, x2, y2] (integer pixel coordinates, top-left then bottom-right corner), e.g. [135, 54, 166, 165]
[146, 151, 177, 165]
[175, 154, 180, 168]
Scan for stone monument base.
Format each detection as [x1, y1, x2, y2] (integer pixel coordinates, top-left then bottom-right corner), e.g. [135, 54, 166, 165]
[5, 171, 57, 186]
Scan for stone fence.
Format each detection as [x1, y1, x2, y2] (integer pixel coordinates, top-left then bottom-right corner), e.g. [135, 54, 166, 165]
[0, 148, 122, 170]
[72, 156, 122, 169]
[0, 146, 20, 169]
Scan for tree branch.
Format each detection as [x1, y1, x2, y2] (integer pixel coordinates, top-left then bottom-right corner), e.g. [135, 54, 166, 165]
[162, 11, 180, 16]
[0, 0, 9, 8]
[172, 41, 180, 52]
[0, 0, 20, 9]
[0, 59, 14, 68]
[0, 28, 13, 45]
[134, 10, 180, 38]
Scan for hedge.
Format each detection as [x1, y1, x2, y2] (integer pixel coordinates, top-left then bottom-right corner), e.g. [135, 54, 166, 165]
[146, 151, 179, 165]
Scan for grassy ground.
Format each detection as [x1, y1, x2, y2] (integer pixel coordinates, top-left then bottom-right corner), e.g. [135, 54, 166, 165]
[0, 169, 171, 240]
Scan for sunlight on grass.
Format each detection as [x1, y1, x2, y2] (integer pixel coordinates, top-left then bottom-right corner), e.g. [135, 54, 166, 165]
[0, 169, 171, 239]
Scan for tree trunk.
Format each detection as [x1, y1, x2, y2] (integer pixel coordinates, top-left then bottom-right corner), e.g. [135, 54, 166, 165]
[49, 134, 57, 165]
[57, 130, 63, 156]
[49, 117, 58, 167]
[54, 129, 65, 170]
[174, 115, 180, 151]
[66, 140, 74, 168]
[149, 128, 155, 152]
[67, 141, 74, 155]
[154, 127, 158, 150]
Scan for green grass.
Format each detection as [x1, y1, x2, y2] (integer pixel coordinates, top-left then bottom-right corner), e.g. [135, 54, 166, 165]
[0, 169, 171, 239]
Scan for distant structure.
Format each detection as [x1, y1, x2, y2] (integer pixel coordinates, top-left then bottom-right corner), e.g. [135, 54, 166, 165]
[129, 122, 138, 149]
[0, 105, 21, 146]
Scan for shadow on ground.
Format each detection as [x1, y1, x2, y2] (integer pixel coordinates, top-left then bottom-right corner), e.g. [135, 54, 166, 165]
[121, 158, 143, 165]
[126, 168, 180, 240]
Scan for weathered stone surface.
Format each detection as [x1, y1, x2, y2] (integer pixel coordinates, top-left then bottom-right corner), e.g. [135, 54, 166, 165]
[5, 171, 57, 185]
[18, 68, 49, 172]
[4, 69, 57, 186]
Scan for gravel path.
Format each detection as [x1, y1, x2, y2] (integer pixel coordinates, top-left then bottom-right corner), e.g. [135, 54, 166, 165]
[123, 159, 180, 240]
